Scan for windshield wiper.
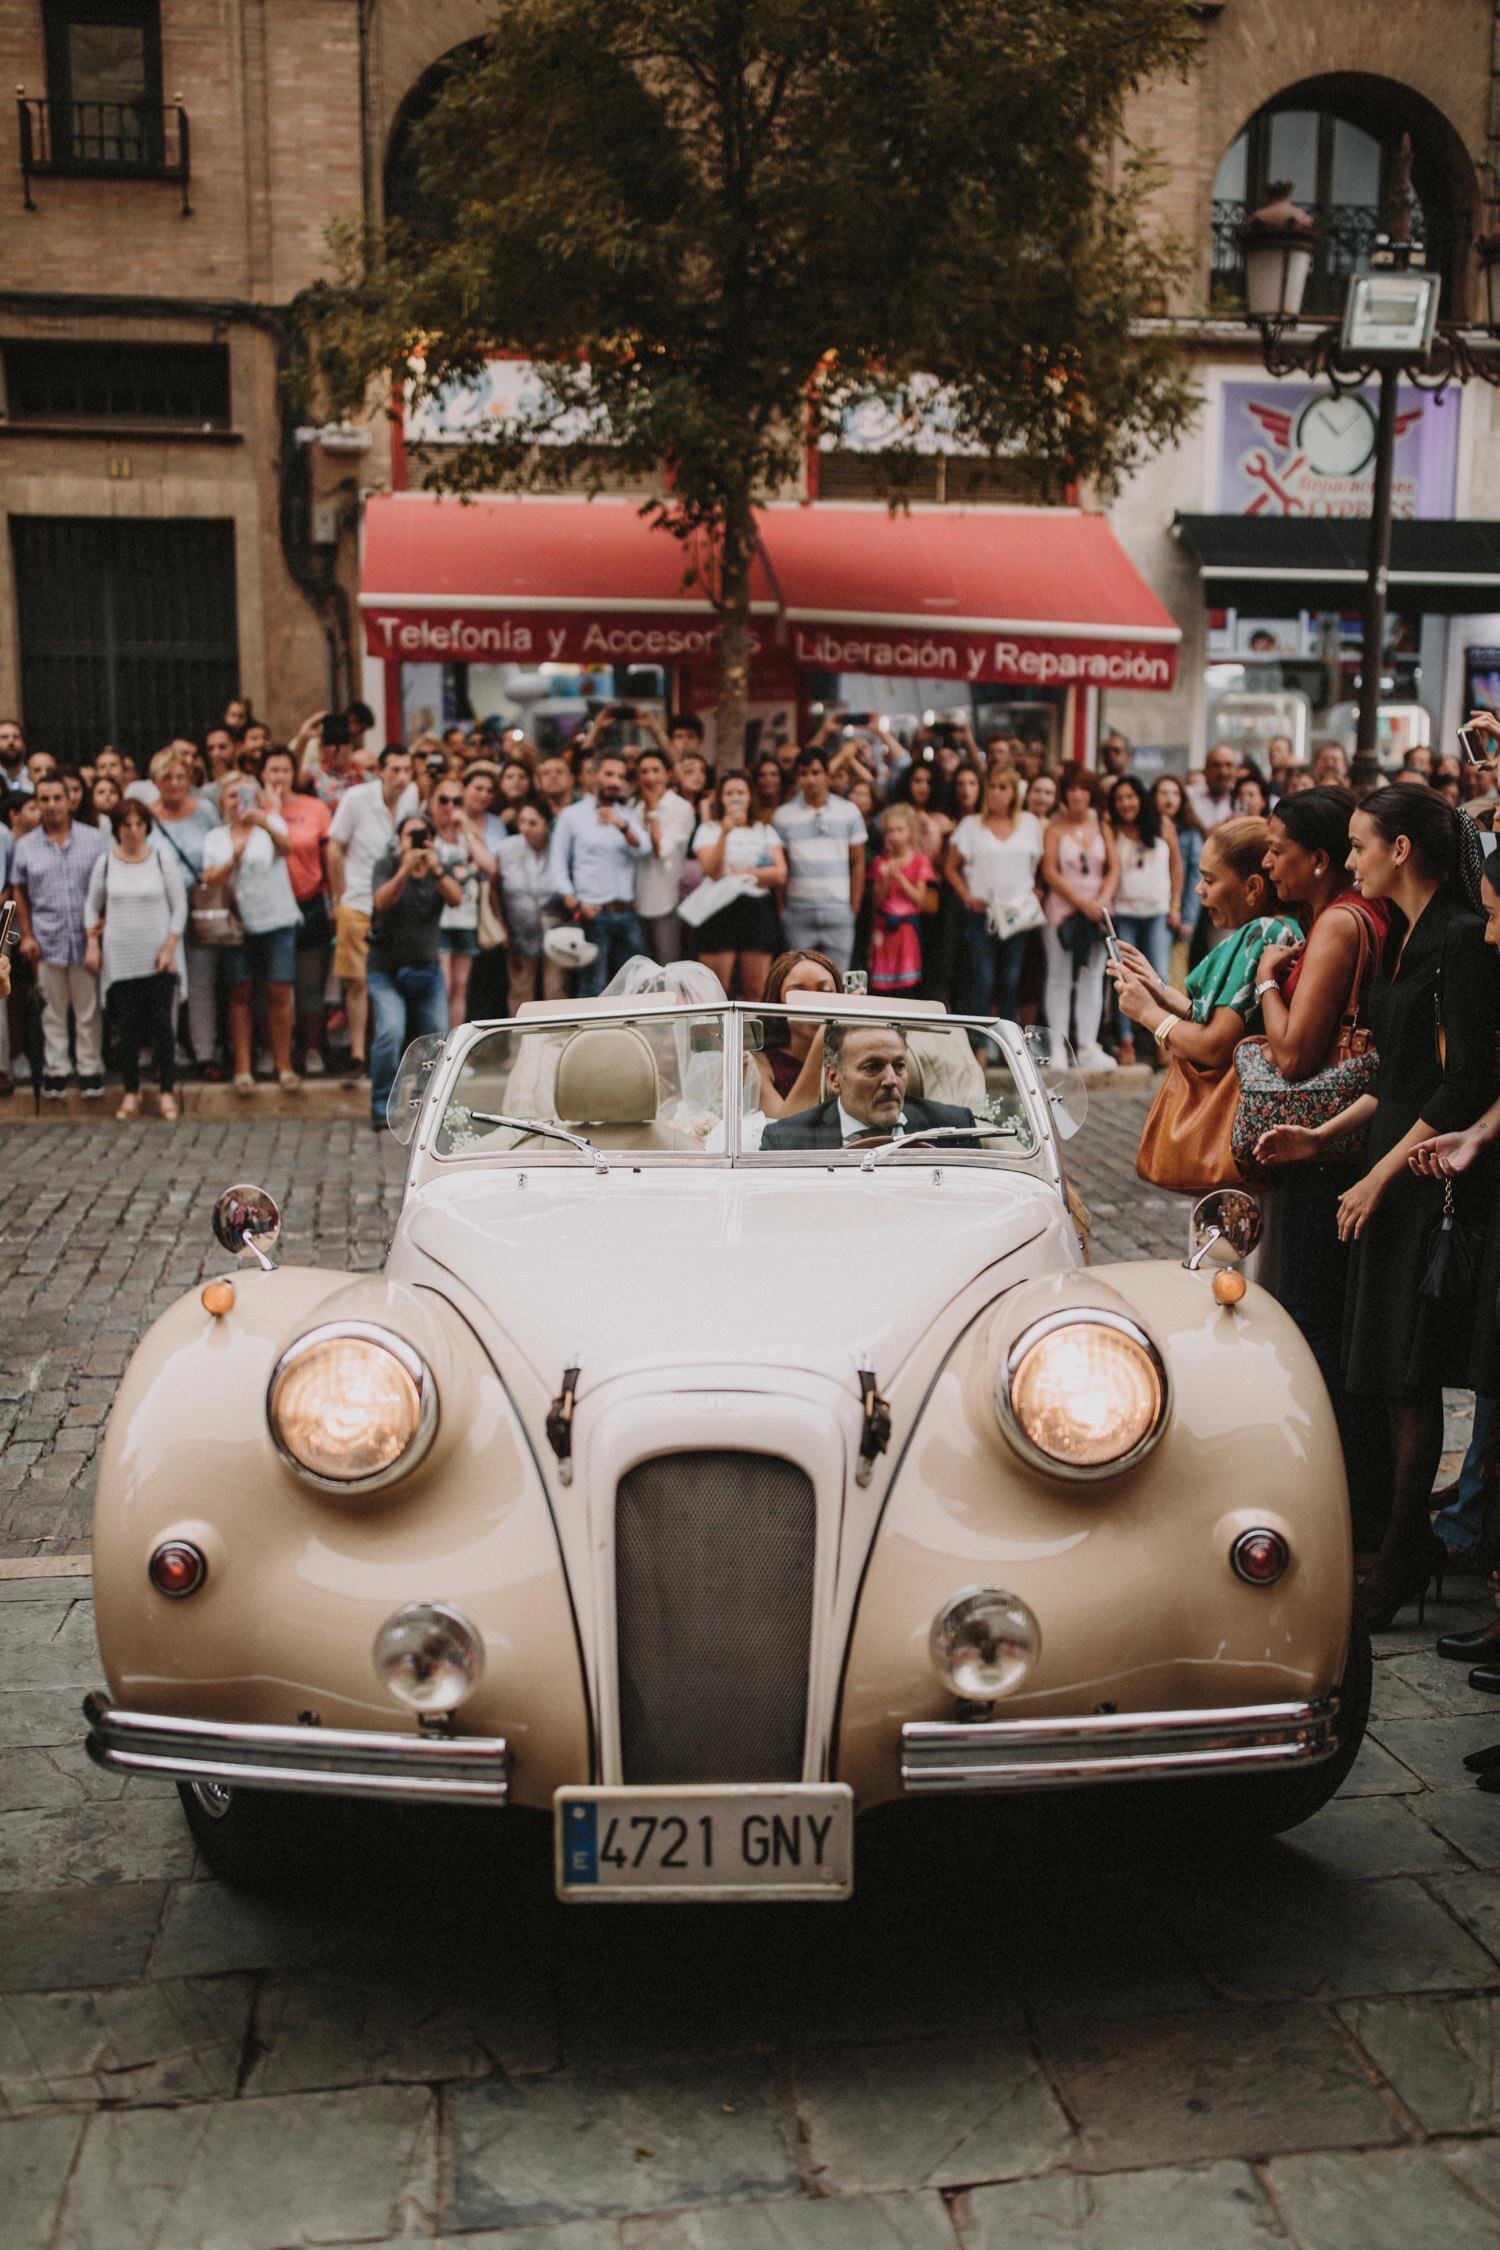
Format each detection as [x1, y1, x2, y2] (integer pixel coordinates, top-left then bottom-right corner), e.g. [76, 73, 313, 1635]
[459, 1112, 608, 1173]
[859, 1121, 1022, 1170]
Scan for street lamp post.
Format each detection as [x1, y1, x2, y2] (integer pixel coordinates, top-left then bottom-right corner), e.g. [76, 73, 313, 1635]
[1239, 154, 1500, 791]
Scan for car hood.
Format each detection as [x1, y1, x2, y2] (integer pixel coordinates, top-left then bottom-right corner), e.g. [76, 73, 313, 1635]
[394, 1167, 1060, 1391]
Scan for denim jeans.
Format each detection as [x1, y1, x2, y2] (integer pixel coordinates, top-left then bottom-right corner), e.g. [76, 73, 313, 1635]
[577, 909, 644, 998]
[1109, 911, 1170, 1045]
[1435, 1394, 1496, 1555]
[369, 962, 448, 1129]
[964, 911, 1031, 1020]
[779, 901, 856, 974]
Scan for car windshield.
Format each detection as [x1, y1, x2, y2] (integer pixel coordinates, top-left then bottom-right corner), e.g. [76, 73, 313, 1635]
[741, 1010, 1039, 1160]
[436, 1009, 727, 1158]
[430, 1007, 1041, 1162]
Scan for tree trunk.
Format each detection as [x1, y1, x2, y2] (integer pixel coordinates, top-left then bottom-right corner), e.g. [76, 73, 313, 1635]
[713, 489, 755, 770]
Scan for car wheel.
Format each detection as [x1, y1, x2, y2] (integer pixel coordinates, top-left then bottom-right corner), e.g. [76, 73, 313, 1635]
[1178, 1613, 1373, 1840]
[176, 1780, 340, 1889]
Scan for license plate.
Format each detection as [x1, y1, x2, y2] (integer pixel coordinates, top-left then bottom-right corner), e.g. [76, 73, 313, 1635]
[554, 1783, 853, 1902]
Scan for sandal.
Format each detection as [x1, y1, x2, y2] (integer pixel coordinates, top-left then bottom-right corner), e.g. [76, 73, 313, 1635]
[159, 1093, 180, 1122]
[115, 1094, 140, 1121]
[233, 1072, 255, 1097]
[277, 1069, 301, 1093]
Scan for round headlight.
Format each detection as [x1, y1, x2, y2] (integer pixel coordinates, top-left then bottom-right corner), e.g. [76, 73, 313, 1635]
[999, 1310, 1166, 1479]
[373, 1602, 483, 1713]
[267, 1324, 436, 1491]
[931, 1587, 1041, 1699]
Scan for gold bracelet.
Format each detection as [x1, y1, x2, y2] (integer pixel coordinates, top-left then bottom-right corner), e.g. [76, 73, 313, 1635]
[1153, 1015, 1174, 1049]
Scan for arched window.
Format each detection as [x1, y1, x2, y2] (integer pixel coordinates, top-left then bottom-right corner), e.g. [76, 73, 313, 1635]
[1210, 76, 1474, 318]
[383, 41, 485, 236]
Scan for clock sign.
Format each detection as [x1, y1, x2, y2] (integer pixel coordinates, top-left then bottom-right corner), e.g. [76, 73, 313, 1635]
[1294, 392, 1378, 478]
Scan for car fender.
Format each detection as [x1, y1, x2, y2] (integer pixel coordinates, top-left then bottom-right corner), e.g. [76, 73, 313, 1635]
[92, 1268, 590, 1803]
[836, 1262, 1350, 1806]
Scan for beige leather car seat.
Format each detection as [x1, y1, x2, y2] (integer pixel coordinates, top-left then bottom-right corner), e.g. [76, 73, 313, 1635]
[516, 1025, 699, 1152]
[904, 1026, 988, 1113]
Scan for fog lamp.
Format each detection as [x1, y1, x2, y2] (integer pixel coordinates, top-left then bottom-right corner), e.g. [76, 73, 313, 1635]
[1231, 1529, 1290, 1585]
[149, 1540, 207, 1598]
[267, 1324, 436, 1491]
[931, 1587, 1040, 1700]
[373, 1602, 483, 1713]
[999, 1311, 1167, 1478]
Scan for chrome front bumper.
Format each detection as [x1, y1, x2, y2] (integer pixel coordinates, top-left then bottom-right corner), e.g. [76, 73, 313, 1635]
[84, 1695, 511, 1805]
[901, 1697, 1339, 1793]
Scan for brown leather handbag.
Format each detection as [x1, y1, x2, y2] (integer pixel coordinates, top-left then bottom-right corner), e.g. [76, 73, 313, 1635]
[1136, 1046, 1246, 1194]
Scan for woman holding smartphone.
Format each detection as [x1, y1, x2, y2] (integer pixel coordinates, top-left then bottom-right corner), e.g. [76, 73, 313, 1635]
[1258, 789, 1498, 1625]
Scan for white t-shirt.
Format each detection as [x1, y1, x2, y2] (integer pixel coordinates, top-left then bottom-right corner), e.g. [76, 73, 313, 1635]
[692, 819, 779, 875]
[327, 778, 420, 915]
[202, 817, 296, 934]
[950, 811, 1043, 908]
[633, 790, 698, 918]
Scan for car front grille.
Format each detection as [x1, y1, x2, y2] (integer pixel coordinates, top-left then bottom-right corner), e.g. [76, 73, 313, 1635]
[615, 1450, 816, 1785]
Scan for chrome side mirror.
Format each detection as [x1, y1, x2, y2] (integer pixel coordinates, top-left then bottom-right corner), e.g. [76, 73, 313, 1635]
[212, 1184, 282, 1272]
[1185, 1189, 1262, 1271]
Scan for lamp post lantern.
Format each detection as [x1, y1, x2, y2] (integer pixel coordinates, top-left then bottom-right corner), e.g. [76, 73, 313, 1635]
[1238, 143, 1500, 791]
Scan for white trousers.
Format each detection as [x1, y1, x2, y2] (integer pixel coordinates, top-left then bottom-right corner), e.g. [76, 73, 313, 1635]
[1041, 924, 1105, 1054]
[37, 961, 103, 1078]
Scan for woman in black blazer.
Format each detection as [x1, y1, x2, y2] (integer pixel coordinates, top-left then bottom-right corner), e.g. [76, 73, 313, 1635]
[1257, 789, 1498, 1627]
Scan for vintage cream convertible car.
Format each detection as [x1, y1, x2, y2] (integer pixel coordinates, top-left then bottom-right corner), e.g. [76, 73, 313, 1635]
[85, 989, 1368, 1900]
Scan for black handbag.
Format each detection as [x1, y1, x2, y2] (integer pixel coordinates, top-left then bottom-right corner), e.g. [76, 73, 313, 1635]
[1419, 1176, 1484, 1306]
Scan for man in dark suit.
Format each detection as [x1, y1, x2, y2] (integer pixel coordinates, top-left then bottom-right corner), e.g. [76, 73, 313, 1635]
[762, 1022, 976, 1150]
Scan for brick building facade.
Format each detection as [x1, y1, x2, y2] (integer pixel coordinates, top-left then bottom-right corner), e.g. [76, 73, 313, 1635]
[1, 2, 1497, 767]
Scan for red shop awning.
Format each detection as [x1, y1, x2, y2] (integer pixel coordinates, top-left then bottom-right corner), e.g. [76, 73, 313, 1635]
[359, 494, 1179, 692]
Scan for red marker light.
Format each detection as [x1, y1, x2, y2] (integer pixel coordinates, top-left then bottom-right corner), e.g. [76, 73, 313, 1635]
[1231, 1529, 1289, 1586]
[149, 1541, 207, 1598]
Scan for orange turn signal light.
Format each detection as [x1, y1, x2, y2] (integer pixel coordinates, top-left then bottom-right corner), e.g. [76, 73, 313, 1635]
[1212, 1269, 1247, 1307]
[201, 1279, 236, 1318]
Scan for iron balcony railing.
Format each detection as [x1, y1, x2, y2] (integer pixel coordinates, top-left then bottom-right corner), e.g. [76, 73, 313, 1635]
[1210, 198, 1462, 318]
[18, 97, 191, 215]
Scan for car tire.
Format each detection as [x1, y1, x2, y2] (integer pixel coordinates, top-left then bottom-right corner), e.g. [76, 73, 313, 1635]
[1178, 1612, 1373, 1840]
[176, 1780, 342, 1889]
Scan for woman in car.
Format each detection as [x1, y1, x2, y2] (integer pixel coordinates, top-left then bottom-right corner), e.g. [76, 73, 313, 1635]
[751, 948, 845, 1119]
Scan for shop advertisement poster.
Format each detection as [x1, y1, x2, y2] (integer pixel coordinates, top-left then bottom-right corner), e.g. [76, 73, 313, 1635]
[1217, 380, 1459, 520]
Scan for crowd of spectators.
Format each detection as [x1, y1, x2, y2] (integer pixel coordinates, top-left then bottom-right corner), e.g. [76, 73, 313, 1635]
[2, 697, 1494, 1127]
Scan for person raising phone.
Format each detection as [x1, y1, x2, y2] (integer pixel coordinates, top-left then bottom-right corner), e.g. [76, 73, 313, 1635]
[366, 813, 463, 1133]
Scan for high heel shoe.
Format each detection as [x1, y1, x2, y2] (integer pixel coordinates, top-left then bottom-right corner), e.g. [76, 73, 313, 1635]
[1358, 1530, 1447, 1631]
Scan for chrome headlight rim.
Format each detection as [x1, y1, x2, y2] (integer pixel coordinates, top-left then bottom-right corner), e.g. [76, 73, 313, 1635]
[998, 1307, 1168, 1483]
[266, 1320, 439, 1494]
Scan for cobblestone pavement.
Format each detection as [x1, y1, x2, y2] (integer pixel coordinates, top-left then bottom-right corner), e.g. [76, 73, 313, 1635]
[4, 1106, 1500, 2247]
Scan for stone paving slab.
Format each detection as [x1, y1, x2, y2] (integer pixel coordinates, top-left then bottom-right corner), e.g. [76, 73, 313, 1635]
[48, 2082, 438, 2250]
[447, 2061, 799, 2231]
[790, 2032, 1074, 2193]
[953, 2162, 1287, 2249]
[1264, 2144, 1500, 2250]
[1039, 2002, 1401, 2170]
[1336, 1994, 1500, 2135]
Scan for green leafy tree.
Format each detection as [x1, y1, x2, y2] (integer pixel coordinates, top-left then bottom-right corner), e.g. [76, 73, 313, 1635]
[300, 0, 1201, 754]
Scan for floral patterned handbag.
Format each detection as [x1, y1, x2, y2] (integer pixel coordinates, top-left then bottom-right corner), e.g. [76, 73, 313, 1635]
[1230, 906, 1379, 1176]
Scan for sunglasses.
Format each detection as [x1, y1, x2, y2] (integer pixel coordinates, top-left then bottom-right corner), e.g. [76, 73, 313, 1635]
[433, 794, 464, 806]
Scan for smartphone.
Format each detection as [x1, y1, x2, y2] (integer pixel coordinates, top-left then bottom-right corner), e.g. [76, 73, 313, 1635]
[844, 969, 869, 996]
[1100, 908, 1124, 972]
[1459, 724, 1490, 765]
[0, 898, 14, 954]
